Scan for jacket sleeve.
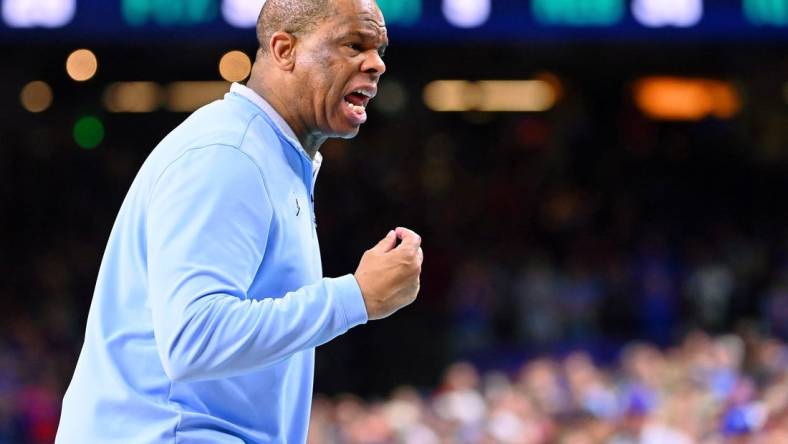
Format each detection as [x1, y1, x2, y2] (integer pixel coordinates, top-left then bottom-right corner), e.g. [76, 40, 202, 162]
[146, 145, 368, 383]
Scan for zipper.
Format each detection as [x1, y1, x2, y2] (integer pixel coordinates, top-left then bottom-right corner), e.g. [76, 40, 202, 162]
[299, 155, 317, 239]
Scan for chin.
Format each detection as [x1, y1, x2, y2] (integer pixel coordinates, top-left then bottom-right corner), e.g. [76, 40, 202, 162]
[338, 128, 361, 139]
[329, 122, 361, 140]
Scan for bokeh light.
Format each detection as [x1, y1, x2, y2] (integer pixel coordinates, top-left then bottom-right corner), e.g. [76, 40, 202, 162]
[20, 81, 53, 113]
[783, 81, 788, 105]
[423, 80, 478, 112]
[423, 80, 557, 112]
[744, 0, 788, 26]
[167, 81, 231, 112]
[442, 0, 491, 28]
[634, 77, 740, 121]
[222, 0, 265, 28]
[121, 0, 217, 26]
[73, 116, 104, 149]
[66, 49, 98, 82]
[373, 79, 409, 115]
[632, 0, 703, 28]
[377, 0, 422, 26]
[532, 0, 624, 26]
[219, 50, 252, 82]
[103, 82, 163, 113]
[2, 0, 76, 28]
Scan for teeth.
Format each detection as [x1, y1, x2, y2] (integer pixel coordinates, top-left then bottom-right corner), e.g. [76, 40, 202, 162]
[345, 100, 366, 114]
[352, 89, 372, 98]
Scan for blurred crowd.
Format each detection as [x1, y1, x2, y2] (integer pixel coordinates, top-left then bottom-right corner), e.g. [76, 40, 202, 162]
[308, 331, 788, 444]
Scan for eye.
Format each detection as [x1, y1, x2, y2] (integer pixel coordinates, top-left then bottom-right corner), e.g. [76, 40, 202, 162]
[346, 43, 362, 53]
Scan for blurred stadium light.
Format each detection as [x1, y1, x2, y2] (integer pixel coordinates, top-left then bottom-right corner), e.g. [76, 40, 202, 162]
[784, 81, 788, 104]
[372, 78, 409, 115]
[1, 0, 786, 42]
[2, 0, 75, 28]
[532, 0, 624, 26]
[423, 80, 557, 112]
[744, 0, 788, 26]
[19, 80, 53, 113]
[65, 49, 97, 82]
[166, 81, 230, 112]
[631, 0, 703, 28]
[442, 0, 491, 28]
[634, 77, 740, 121]
[222, 0, 265, 28]
[72, 115, 104, 149]
[377, 0, 421, 26]
[121, 0, 217, 26]
[103, 82, 163, 113]
[218, 50, 252, 82]
[423, 80, 474, 112]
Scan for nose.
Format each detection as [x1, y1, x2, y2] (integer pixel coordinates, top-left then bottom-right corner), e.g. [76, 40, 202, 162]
[362, 50, 386, 77]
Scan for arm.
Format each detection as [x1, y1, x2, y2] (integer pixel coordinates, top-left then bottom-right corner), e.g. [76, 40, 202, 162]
[146, 145, 367, 383]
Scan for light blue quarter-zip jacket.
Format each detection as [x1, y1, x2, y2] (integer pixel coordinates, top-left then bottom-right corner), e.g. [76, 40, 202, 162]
[56, 83, 368, 443]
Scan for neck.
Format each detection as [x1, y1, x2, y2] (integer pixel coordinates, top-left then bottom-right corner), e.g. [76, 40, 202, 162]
[246, 71, 324, 159]
[300, 132, 327, 160]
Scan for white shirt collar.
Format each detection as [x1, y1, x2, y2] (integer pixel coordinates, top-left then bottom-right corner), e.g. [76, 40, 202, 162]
[230, 82, 323, 175]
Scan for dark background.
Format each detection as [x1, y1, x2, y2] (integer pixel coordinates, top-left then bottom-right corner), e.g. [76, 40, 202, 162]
[1, 0, 788, 442]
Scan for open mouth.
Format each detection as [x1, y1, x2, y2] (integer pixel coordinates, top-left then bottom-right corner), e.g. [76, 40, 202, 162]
[343, 90, 372, 117]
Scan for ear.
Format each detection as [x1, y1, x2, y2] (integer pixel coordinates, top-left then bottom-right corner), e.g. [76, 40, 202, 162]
[269, 31, 297, 71]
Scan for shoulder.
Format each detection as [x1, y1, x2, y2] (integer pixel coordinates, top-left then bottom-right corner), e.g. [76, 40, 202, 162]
[173, 93, 270, 149]
[143, 144, 271, 229]
[146, 92, 278, 174]
[137, 93, 283, 203]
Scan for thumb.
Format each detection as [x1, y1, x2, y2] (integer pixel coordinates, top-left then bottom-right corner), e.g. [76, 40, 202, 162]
[373, 230, 397, 252]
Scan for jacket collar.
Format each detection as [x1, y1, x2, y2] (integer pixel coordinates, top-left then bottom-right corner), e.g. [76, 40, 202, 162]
[230, 82, 323, 174]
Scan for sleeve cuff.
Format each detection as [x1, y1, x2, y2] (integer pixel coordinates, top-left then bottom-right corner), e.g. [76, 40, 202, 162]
[330, 274, 368, 330]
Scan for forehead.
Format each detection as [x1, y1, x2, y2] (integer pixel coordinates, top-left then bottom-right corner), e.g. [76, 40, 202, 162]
[328, 0, 387, 39]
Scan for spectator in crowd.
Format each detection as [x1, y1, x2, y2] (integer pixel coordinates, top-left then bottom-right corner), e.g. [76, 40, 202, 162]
[306, 332, 788, 443]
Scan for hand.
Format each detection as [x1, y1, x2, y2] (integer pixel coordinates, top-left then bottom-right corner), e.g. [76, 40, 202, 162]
[354, 227, 423, 320]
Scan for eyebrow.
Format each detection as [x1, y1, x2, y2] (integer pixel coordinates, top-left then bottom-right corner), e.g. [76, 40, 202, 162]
[344, 29, 387, 44]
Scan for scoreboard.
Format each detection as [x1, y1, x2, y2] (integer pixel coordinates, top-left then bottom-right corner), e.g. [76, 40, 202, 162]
[1, 0, 787, 43]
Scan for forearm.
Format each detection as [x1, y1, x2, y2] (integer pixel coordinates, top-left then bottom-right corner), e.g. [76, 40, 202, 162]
[156, 274, 367, 382]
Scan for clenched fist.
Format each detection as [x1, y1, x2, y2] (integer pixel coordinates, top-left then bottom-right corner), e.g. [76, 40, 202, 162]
[354, 227, 423, 320]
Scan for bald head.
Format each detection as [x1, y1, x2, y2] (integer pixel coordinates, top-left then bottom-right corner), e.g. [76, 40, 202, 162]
[256, 0, 335, 53]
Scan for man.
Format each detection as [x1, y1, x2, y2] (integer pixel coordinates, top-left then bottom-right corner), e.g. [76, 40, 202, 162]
[56, 0, 423, 442]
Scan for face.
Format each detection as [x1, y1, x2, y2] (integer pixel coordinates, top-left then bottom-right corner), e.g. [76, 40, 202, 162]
[292, 0, 388, 141]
